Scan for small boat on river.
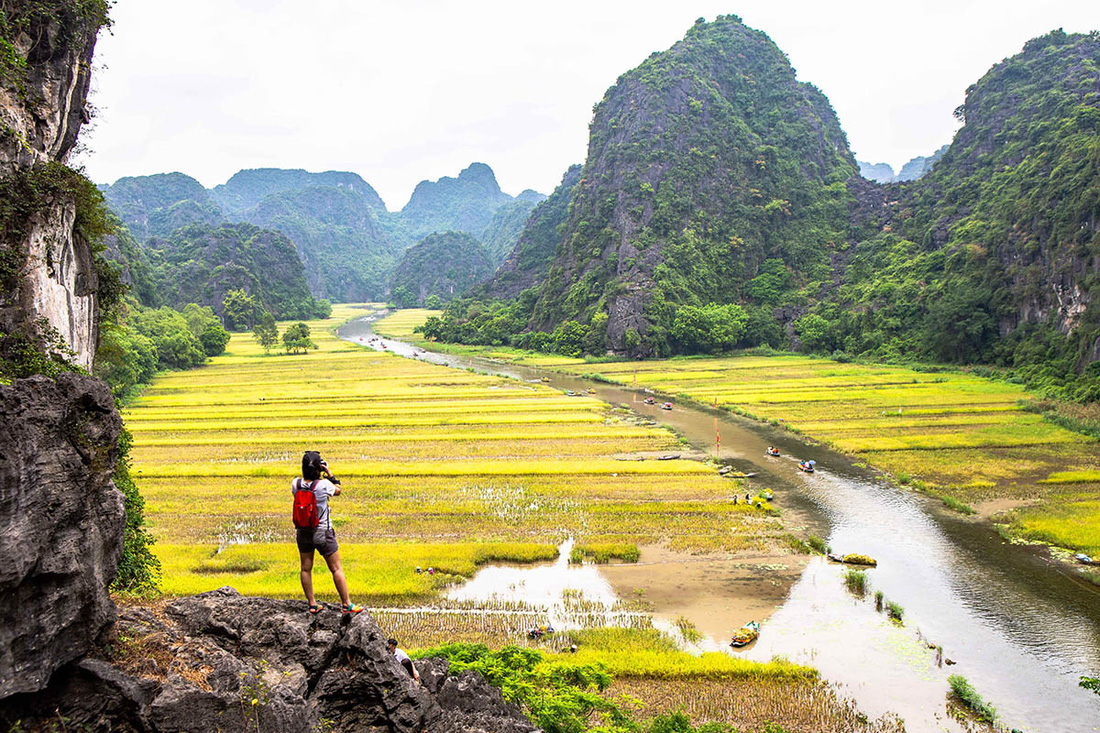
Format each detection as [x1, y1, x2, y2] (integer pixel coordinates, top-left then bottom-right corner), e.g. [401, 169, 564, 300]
[1076, 553, 1095, 566]
[828, 553, 878, 566]
[766, 447, 780, 457]
[644, 397, 655, 405]
[730, 620, 760, 647]
[798, 460, 816, 473]
[661, 402, 673, 410]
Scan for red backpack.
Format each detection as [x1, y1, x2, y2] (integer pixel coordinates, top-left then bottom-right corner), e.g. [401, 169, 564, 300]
[292, 479, 320, 528]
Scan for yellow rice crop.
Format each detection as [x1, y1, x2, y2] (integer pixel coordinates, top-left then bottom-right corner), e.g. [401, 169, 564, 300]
[128, 304, 769, 597]
[548, 351, 1100, 554]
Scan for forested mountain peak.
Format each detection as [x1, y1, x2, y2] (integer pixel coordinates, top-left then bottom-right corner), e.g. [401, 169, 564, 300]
[101, 172, 223, 242]
[390, 231, 495, 307]
[525, 15, 856, 353]
[399, 162, 516, 241]
[211, 168, 386, 216]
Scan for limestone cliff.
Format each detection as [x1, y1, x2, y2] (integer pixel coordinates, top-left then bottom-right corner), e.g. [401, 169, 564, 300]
[0, 0, 120, 704]
[0, 2, 109, 370]
[0, 373, 124, 699]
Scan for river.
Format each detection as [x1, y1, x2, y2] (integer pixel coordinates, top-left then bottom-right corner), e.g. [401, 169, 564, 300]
[339, 315, 1100, 733]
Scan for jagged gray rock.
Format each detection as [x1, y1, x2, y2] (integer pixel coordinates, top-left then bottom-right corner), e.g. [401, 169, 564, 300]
[0, 373, 124, 700]
[0, 588, 539, 733]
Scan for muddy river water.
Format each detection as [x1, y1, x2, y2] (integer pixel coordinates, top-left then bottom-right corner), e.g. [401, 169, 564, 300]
[340, 316, 1100, 733]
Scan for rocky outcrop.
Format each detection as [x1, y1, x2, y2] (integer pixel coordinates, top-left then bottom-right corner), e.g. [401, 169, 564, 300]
[0, 9, 101, 175]
[0, 588, 538, 733]
[0, 373, 124, 699]
[0, 5, 108, 369]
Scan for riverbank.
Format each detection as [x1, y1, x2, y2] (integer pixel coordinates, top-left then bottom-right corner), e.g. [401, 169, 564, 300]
[372, 310, 1100, 572]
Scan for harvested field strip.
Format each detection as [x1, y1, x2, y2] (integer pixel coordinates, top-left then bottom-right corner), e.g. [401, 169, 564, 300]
[1042, 470, 1100, 484]
[129, 427, 658, 447]
[124, 394, 562, 416]
[135, 458, 714, 478]
[124, 399, 599, 422]
[610, 678, 904, 732]
[126, 412, 605, 432]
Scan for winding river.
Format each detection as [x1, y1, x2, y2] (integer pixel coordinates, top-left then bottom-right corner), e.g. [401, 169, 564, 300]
[339, 316, 1100, 733]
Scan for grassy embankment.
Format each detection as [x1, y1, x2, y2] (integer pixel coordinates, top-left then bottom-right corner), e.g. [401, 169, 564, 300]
[126, 304, 785, 602]
[374, 311, 1100, 561]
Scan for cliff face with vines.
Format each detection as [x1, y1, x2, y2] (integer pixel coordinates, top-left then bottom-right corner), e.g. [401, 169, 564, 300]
[0, 1, 108, 371]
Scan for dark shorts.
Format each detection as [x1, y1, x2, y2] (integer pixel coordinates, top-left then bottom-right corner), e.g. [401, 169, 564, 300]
[297, 526, 339, 558]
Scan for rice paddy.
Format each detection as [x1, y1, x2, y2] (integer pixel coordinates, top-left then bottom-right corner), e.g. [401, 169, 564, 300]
[126, 304, 786, 600]
[536, 354, 1100, 556]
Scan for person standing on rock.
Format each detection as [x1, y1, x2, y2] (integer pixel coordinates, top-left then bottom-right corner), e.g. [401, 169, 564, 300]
[294, 451, 363, 614]
[388, 638, 420, 684]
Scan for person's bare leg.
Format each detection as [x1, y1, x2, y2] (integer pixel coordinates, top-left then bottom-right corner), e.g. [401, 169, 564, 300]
[324, 550, 351, 606]
[300, 551, 316, 605]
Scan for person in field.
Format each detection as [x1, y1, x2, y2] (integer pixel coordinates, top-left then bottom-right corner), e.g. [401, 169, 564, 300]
[294, 451, 363, 614]
[387, 638, 420, 684]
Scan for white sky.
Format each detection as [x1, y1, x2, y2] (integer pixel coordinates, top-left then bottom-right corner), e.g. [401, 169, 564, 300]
[77, 0, 1098, 210]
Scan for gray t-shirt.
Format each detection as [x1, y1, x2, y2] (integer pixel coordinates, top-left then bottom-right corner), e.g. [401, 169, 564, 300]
[291, 478, 338, 530]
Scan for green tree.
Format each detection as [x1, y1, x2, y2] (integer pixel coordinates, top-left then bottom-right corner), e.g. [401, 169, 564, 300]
[670, 303, 746, 354]
[425, 294, 444, 309]
[391, 285, 415, 308]
[795, 313, 832, 352]
[222, 288, 258, 331]
[252, 311, 279, 354]
[552, 320, 589, 357]
[282, 322, 315, 354]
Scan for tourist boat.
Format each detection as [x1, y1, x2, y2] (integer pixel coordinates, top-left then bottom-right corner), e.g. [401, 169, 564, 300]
[1076, 553, 1095, 566]
[828, 553, 878, 567]
[798, 460, 815, 473]
[660, 402, 673, 410]
[564, 390, 576, 396]
[541, 377, 551, 383]
[729, 620, 760, 647]
[644, 397, 656, 405]
[765, 447, 780, 457]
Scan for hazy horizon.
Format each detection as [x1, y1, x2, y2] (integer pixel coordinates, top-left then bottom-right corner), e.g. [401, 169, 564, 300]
[79, 0, 1099, 209]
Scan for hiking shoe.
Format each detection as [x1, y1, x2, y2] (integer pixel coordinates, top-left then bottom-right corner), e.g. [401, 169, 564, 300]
[342, 602, 364, 614]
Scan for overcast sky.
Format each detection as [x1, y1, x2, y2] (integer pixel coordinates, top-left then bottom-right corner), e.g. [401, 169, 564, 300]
[77, 0, 1098, 210]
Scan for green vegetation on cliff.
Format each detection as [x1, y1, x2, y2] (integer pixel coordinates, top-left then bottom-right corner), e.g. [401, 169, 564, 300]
[142, 222, 328, 322]
[390, 231, 495, 307]
[440, 21, 1100, 404]
[242, 185, 400, 302]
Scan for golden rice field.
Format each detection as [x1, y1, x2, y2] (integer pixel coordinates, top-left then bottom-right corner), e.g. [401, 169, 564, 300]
[127, 304, 784, 601]
[375, 310, 1100, 556]
[558, 355, 1100, 556]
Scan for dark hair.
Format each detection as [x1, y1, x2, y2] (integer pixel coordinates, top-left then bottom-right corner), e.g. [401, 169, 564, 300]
[302, 451, 323, 480]
[387, 638, 398, 647]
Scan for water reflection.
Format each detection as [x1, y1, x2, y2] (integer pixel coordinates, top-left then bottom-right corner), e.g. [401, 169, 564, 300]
[341, 315, 1100, 732]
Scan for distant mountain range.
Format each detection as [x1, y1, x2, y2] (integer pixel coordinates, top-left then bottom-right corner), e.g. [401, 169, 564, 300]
[857, 145, 950, 183]
[99, 164, 545, 305]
